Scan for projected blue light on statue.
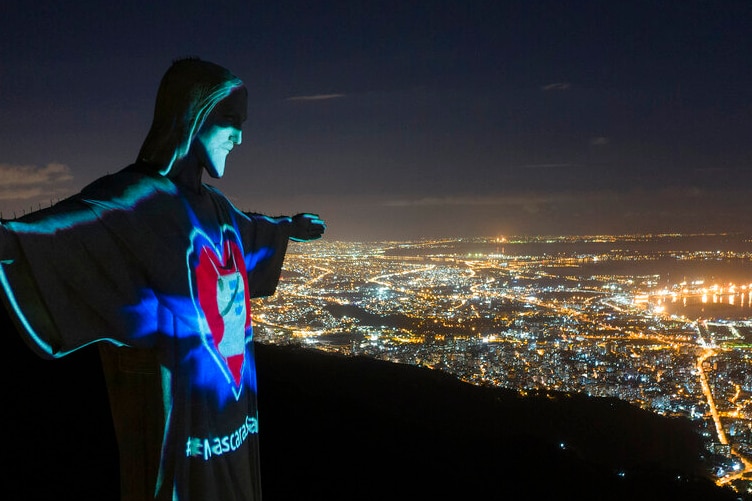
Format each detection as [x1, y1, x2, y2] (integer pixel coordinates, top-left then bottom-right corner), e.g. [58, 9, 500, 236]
[1, 185, 271, 407]
[0, 57, 325, 500]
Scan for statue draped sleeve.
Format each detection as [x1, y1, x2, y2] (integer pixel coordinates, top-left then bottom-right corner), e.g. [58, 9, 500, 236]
[0, 169, 291, 360]
[0, 190, 158, 359]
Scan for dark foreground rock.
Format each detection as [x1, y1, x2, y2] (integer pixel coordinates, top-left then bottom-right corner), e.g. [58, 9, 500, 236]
[1, 308, 742, 500]
[255, 342, 740, 501]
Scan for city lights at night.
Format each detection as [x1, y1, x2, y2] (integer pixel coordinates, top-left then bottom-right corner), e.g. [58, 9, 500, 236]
[256, 233, 752, 494]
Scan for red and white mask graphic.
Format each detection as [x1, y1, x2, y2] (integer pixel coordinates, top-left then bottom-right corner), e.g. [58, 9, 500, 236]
[195, 239, 251, 388]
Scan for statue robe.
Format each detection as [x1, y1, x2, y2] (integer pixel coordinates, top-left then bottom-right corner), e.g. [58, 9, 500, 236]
[0, 162, 292, 500]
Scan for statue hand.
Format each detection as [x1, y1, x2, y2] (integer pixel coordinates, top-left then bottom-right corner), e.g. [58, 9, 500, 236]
[290, 213, 326, 242]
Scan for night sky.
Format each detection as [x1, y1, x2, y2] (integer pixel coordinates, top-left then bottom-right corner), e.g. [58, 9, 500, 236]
[1, 0, 751, 241]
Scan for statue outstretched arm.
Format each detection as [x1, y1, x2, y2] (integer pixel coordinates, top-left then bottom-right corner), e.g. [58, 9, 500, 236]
[242, 212, 326, 242]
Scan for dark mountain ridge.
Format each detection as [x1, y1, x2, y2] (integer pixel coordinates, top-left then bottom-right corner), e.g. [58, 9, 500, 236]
[1, 308, 741, 500]
[255, 342, 738, 500]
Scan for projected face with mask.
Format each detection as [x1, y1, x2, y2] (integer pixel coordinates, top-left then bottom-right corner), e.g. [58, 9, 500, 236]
[196, 88, 248, 178]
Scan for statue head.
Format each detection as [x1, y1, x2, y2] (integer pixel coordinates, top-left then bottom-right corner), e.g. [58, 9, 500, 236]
[138, 57, 245, 176]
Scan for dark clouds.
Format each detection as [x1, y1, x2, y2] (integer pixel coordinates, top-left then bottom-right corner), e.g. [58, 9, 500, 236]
[1, 0, 751, 239]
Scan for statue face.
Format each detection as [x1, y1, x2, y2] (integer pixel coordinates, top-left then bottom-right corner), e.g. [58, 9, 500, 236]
[196, 88, 248, 178]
